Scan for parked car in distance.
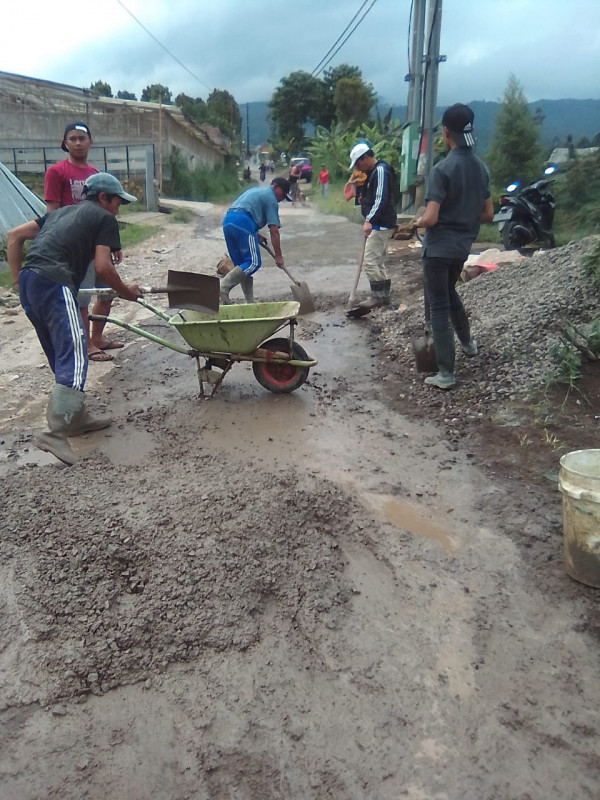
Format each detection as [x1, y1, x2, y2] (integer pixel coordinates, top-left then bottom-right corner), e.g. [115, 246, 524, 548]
[290, 157, 312, 182]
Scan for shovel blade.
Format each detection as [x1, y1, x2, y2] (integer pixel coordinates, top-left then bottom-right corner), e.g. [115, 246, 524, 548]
[412, 335, 438, 372]
[289, 281, 315, 315]
[165, 270, 220, 313]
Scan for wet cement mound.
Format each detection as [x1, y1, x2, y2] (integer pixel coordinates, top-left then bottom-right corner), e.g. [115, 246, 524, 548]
[0, 450, 366, 704]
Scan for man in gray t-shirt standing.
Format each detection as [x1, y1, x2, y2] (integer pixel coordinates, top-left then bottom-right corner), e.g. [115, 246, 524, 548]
[414, 103, 494, 390]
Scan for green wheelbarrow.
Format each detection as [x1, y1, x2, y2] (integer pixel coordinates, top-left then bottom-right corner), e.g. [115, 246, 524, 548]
[90, 299, 318, 398]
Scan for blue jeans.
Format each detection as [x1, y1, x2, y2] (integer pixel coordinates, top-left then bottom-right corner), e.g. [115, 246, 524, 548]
[422, 256, 471, 375]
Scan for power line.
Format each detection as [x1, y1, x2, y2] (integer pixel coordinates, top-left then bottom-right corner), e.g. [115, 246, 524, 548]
[311, 0, 379, 78]
[115, 0, 213, 93]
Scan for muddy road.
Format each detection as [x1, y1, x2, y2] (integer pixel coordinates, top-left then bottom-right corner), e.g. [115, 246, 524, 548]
[0, 199, 598, 799]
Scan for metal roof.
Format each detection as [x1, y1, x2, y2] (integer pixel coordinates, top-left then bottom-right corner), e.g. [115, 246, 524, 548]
[0, 161, 46, 239]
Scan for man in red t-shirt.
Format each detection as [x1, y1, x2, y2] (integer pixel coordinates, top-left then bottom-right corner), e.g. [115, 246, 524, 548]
[44, 122, 123, 361]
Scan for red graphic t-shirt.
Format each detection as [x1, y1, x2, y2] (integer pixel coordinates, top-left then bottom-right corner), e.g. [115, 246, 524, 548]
[44, 160, 98, 207]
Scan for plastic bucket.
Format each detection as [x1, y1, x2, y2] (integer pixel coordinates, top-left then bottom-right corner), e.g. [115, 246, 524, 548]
[558, 449, 600, 588]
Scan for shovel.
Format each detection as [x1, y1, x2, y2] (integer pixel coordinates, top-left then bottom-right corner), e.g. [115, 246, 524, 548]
[346, 238, 371, 319]
[259, 241, 315, 315]
[412, 332, 438, 372]
[79, 269, 220, 314]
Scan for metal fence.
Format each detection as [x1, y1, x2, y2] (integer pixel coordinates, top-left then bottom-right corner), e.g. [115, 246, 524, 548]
[0, 143, 155, 181]
[0, 144, 157, 209]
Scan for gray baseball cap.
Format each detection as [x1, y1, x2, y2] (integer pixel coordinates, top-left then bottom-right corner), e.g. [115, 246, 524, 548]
[83, 172, 137, 204]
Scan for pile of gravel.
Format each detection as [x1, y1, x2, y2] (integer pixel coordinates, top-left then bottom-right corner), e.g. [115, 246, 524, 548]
[374, 236, 600, 419]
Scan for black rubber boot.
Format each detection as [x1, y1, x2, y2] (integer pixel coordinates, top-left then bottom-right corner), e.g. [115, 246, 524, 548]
[380, 279, 392, 307]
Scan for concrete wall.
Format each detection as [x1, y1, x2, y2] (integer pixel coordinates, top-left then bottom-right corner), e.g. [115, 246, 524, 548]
[0, 71, 230, 176]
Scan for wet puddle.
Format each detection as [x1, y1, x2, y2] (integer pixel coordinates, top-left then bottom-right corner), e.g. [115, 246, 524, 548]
[364, 492, 456, 553]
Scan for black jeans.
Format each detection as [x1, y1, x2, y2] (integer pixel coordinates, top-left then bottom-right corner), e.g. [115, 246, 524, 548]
[422, 256, 471, 375]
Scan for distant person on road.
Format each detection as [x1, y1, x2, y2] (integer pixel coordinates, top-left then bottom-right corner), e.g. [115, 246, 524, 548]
[6, 173, 142, 465]
[318, 164, 329, 198]
[220, 177, 292, 303]
[348, 142, 397, 309]
[289, 162, 303, 207]
[259, 162, 267, 182]
[44, 122, 122, 362]
[413, 103, 493, 390]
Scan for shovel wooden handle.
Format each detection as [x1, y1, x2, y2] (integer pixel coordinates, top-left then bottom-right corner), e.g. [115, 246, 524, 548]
[259, 240, 302, 285]
[347, 238, 367, 307]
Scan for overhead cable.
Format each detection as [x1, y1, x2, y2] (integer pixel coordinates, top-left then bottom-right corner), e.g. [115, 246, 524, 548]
[311, 0, 379, 78]
[115, 0, 213, 93]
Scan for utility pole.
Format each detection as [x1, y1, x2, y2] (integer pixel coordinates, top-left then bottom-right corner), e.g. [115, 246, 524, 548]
[415, 0, 445, 210]
[406, 0, 426, 126]
[400, 0, 426, 212]
[246, 103, 251, 159]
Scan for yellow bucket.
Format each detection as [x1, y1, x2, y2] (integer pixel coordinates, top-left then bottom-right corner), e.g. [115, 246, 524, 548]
[559, 449, 600, 588]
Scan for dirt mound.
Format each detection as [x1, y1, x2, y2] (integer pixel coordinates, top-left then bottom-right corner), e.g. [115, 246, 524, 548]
[0, 443, 370, 705]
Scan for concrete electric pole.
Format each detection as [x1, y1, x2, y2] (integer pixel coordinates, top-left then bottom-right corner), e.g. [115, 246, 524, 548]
[401, 0, 445, 213]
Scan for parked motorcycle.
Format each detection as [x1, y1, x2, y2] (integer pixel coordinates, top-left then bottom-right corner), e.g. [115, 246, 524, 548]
[493, 166, 557, 250]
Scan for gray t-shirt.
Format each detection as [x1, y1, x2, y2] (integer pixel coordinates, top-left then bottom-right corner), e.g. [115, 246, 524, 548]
[423, 147, 490, 260]
[25, 200, 121, 290]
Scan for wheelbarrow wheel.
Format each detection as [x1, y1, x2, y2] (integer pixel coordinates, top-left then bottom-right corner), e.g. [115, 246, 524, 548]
[253, 337, 310, 394]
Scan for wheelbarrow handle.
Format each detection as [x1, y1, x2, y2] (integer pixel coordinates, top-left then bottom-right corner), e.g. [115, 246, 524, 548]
[79, 286, 175, 299]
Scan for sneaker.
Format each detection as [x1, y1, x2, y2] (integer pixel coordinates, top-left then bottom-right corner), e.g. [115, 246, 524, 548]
[462, 339, 478, 357]
[424, 372, 456, 390]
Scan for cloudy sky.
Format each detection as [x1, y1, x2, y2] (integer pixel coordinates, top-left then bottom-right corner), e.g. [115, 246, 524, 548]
[2, 0, 599, 106]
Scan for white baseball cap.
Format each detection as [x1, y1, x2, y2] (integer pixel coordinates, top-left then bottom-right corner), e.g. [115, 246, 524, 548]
[349, 142, 371, 170]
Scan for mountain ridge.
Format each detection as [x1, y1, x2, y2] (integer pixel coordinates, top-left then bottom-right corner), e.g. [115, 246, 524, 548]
[245, 98, 600, 154]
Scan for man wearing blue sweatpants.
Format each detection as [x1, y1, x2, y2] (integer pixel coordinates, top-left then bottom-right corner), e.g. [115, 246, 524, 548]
[7, 173, 141, 465]
[220, 177, 291, 303]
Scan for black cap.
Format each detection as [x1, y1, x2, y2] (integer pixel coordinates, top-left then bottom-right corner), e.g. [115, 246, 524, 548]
[61, 122, 92, 152]
[441, 104, 475, 147]
[271, 177, 292, 201]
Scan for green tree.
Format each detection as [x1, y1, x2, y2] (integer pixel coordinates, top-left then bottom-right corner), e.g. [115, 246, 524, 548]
[117, 89, 137, 100]
[486, 74, 541, 187]
[206, 89, 241, 140]
[577, 136, 591, 148]
[333, 77, 374, 128]
[320, 64, 361, 127]
[269, 71, 327, 148]
[176, 93, 207, 125]
[141, 84, 172, 104]
[89, 80, 112, 98]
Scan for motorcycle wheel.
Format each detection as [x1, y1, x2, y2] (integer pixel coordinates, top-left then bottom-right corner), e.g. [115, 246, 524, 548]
[502, 221, 526, 251]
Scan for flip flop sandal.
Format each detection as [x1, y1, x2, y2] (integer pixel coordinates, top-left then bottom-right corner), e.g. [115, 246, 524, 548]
[89, 350, 114, 362]
[101, 341, 124, 350]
